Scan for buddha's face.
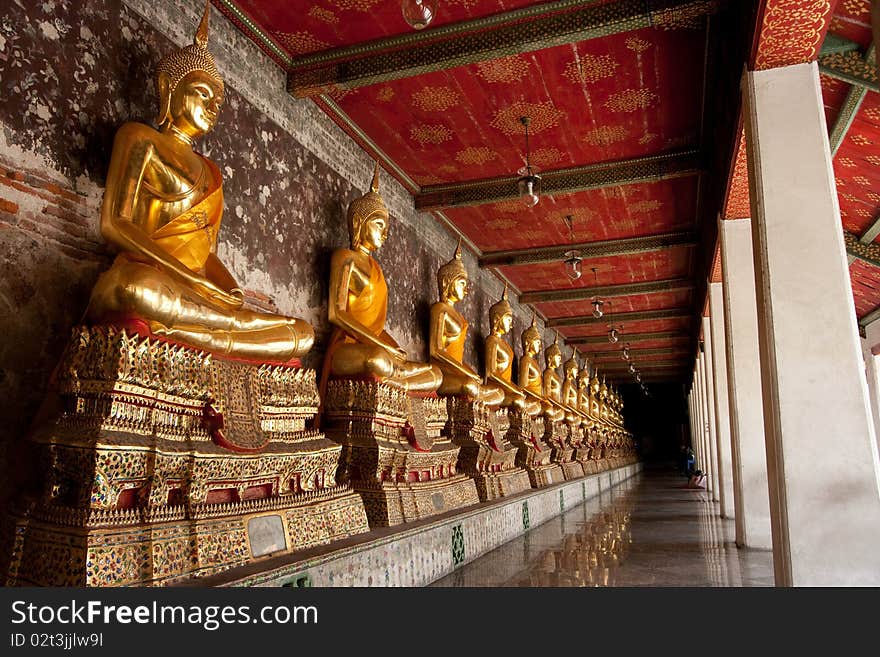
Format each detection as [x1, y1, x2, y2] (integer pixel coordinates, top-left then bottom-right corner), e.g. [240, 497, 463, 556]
[448, 275, 468, 303]
[497, 311, 512, 335]
[528, 335, 541, 355]
[169, 71, 223, 137]
[360, 212, 389, 251]
[548, 352, 561, 369]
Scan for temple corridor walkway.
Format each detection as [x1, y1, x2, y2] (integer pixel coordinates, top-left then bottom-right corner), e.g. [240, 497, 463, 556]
[431, 467, 774, 587]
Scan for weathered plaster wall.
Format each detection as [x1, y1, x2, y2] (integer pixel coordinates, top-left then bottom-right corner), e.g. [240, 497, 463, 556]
[0, 0, 556, 505]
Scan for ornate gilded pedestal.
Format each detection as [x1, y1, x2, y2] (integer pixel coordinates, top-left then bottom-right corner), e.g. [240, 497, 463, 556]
[443, 396, 531, 501]
[567, 422, 590, 479]
[322, 379, 480, 526]
[505, 409, 564, 487]
[2, 327, 369, 586]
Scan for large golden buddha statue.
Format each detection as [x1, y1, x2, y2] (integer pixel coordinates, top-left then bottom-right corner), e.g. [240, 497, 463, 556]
[577, 357, 592, 418]
[325, 164, 441, 391]
[430, 242, 504, 404]
[561, 352, 582, 424]
[484, 286, 540, 413]
[84, 2, 313, 362]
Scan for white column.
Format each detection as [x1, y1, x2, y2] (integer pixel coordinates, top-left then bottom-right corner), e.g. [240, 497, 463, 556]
[861, 320, 880, 452]
[720, 218, 772, 549]
[701, 316, 720, 502]
[695, 354, 706, 472]
[709, 281, 735, 518]
[744, 61, 880, 585]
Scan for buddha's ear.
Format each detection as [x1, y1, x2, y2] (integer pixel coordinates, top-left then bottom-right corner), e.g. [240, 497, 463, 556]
[156, 73, 172, 127]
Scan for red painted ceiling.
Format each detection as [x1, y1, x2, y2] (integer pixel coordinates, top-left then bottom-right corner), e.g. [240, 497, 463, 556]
[220, 0, 721, 381]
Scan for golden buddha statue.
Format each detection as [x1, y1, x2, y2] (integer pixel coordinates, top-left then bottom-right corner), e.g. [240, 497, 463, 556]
[84, 2, 313, 362]
[325, 164, 441, 391]
[429, 242, 504, 404]
[577, 357, 592, 418]
[561, 352, 582, 424]
[542, 333, 569, 423]
[590, 370, 602, 417]
[484, 285, 540, 413]
[518, 317, 562, 421]
[599, 377, 610, 421]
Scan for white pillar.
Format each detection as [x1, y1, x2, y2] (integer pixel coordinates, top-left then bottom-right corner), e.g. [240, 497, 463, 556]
[744, 61, 880, 585]
[709, 282, 735, 518]
[720, 218, 772, 549]
[702, 316, 720, 502]
[861, 320, 880, 453]
[695, 354, 706, 472]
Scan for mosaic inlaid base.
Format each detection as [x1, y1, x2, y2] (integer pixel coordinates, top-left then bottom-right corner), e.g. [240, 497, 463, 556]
[1, 326, 370, 586]
[443, 397, 532, 502]
[543, 417, 574, 468]
[323, 379, 479, 526]
[504, 409, 564, 488]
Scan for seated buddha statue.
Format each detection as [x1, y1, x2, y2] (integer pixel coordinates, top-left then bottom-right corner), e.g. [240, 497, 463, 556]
[599, 378, 610, 421]
[589, 370, 602, 417]
[484, 286, 540, 414]
[561, 353, 583, 424]
[85, 3, 313, 362]
[518, 317, 563, 421]
[542, 333, 569, 423]
[325, 164, 441, 391]
[577, 358, 592, 418]
[429, 242, 504, 405]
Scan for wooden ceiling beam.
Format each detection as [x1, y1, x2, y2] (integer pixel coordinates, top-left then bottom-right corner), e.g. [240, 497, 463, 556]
[519, 278, 693, 304]
[828, 45, 874, 156]
[415, 151, 702, 210]
[547, 308, 691, 328]
[479, 231, 697, 268]
[589, 347, 690, 358]
[287, 0, 718, 96]
[818, 49, 878, 93]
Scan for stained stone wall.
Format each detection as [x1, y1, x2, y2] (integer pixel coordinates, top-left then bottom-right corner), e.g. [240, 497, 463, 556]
[0, 0, 557, 506]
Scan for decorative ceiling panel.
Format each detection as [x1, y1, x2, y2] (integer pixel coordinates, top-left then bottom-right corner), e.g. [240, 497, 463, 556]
[834, 90, 880, 237]
[574, 337, 689, 351]
[331, 26, 705, 185]
[236, 0, 545, 56]
[501, 245, 692, 292]
[850, 258, 880, 317]
[535, 288, 691, 318]
[443, 177, 698, 252]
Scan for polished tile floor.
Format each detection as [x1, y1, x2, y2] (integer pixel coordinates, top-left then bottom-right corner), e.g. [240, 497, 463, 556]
[431, 467, 775, 587]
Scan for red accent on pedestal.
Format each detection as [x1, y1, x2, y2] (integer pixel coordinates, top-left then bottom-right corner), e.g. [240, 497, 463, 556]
[402, 421, 431, 452]
[486, 429, 501, 453]
[205, 488, 240, 505]
[529, 435, 543, 452]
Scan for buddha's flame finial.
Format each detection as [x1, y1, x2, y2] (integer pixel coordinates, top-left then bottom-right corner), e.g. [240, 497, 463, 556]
[195, 0, 211, 48]
[501, 281, 508, 301]
[454, 236, 462, 260]
[370, 161, 380, 194]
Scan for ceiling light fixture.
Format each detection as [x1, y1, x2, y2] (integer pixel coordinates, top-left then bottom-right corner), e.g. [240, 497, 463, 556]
[590, 267, 604, 318]
[562, 214, 582, 280]
[517, 116, 541, 208]
[621, 343, 630, 361]
[401, 0, 437, 30]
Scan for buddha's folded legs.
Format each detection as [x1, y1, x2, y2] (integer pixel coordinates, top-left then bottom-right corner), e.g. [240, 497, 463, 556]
[330, 343, 442, 392]
[437, 368, 505, 406]
[86, 258, 313, 360]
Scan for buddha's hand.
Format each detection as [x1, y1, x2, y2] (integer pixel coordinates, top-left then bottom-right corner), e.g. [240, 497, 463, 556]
[198, 278, 244, 309]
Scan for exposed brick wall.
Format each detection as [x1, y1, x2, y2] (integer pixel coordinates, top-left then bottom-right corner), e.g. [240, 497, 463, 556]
[0, 0, 559, 507]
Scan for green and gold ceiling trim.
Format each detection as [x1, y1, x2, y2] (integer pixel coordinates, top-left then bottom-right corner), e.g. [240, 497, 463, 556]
[571, 331, 690, 345]
[520, 278, 694, 304]
[547, 308, 691, 328]
[479, 231, 697, 268]
[287, 0, 718, 96]
[416, 150, 702, 210]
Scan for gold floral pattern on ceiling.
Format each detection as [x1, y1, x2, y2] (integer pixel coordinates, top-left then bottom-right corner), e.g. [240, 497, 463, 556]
[411, 86, 460, 112]
[626, 37, 653, 53]
[864, 106, 880, 122]
[868, 192, 880, 202]
[639, 133, 659, 145]
[455, 146, 498, 165]
[486, 218, 519, 230]
[854, 175, 871, 186]
[475, 55, 531, 84]
[556, 207, 598, 223]
[653, 3, 709, 30]
[274, 31, 329, 55]
[491, 199, 528, 213]
[582, 125, 628, 146]
[415, 174, 447, 186]
[841, 0, 870, 20]
[628, 200, 663, 213]
[489, 101, 564, 135]
[530, 147, 563, 168]
[308, 6, 338, 24]
[852, 134, 871, 146]
[604, 88, 658, 113]
[754, 0, 832, 70]
[410, 123, 454, 145]
[839, 157, 856, 167]
[562, 54, 619, 85]
[376, 86, 395, 102]
[867, 155, 880, 165]
[330, 0, 382, 11]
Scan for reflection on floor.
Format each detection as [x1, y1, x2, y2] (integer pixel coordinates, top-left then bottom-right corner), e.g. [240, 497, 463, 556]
[430, 468, 775, 587]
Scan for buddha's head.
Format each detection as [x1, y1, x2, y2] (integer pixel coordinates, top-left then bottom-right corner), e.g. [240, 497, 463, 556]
[522, 316, 542, 356]
[438, 239, 468, 303]
[577, 358, 590, 387]
[600, 377, 609, 400]
[563, 355, 578, 381]
[156, 2, 224, 138]
[545, 333, 562, 370]
[590, 371, 601, 396]
[348, 162, 389, 252]
[489, 283, 513, 336]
